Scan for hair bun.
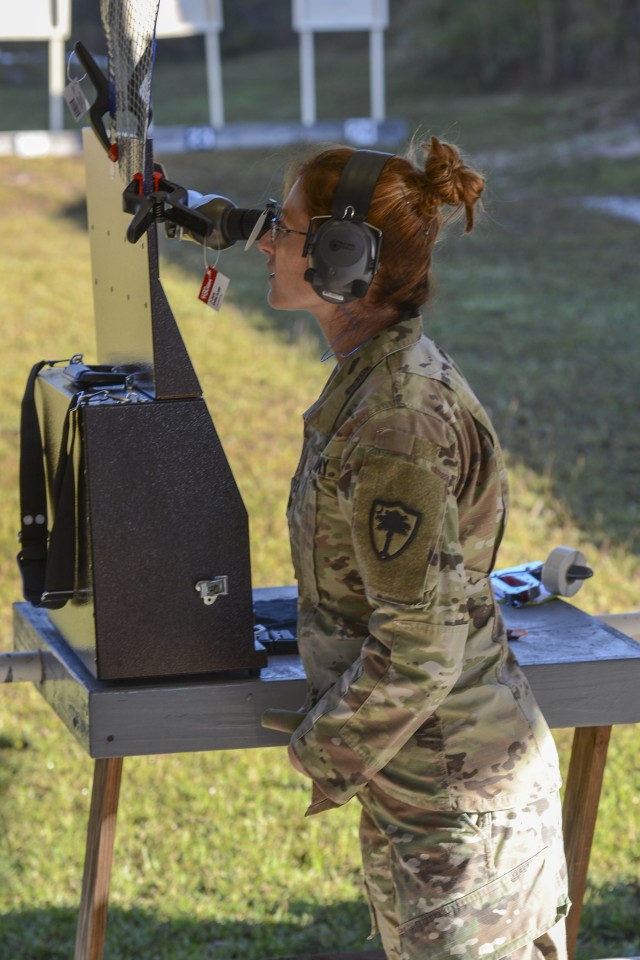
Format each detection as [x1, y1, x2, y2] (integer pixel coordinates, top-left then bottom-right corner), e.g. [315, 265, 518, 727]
[422, 136, 484, 232]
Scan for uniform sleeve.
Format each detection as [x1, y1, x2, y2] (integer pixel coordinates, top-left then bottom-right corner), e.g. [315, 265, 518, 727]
[290, 416, 471, 807]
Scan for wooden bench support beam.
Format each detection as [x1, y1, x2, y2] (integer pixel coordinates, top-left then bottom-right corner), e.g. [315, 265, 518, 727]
[75, 757, 124, 960]
[562, 725, 612, 960]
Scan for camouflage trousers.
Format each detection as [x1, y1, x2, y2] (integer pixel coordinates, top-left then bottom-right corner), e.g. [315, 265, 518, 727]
[357, 783, 570, 960]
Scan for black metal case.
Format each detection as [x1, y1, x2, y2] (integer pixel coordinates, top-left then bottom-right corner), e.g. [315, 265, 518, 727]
[36, 370, 264, 680]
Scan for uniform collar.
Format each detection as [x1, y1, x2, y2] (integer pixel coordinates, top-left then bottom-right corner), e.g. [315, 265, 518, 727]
[304, 313, 423, 433]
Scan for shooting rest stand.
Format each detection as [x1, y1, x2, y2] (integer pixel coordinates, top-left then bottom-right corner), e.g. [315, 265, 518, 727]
[30, 130, 263, 683]
[13, 589, 640, 960]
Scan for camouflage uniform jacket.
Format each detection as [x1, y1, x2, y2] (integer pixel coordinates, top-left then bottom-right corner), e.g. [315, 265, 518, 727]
[288, 315, 562, 815]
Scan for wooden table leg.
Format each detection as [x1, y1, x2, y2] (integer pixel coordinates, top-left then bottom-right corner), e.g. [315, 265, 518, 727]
[75, 757, 124, 960]
[562, 725, 612, 960]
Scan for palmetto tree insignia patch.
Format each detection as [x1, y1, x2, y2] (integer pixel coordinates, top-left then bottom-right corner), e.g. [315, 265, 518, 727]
[370, 500, 421, 561]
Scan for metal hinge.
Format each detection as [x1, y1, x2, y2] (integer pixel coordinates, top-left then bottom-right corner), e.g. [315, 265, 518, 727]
[195, 576, 229, 606]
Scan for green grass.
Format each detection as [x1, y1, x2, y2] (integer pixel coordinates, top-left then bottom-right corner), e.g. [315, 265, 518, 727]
[0, 43, 639, 960]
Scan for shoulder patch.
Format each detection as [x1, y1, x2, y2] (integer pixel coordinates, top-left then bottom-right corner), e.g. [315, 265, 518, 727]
[370, 500, 421, 561]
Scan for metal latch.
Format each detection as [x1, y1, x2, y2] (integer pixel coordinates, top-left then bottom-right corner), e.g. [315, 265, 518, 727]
[195, 576, 229, 606]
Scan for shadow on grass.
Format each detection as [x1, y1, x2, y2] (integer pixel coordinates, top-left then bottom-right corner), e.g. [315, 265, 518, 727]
[1, 884, 639, 960]
[0, 901, 373, 960]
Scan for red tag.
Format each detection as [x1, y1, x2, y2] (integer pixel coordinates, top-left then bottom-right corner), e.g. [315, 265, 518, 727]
[198, 266, 229, 311]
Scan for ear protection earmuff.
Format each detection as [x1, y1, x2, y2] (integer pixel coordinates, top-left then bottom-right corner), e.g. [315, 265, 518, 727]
[303, 149, 393, 304]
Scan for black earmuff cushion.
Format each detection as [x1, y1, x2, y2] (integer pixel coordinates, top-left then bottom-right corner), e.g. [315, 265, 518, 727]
[305, 150, 393, 303]
[307, 220, 381, 303]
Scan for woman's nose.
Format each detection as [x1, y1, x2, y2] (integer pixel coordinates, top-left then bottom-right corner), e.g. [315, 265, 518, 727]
[257, 231, 273, 254]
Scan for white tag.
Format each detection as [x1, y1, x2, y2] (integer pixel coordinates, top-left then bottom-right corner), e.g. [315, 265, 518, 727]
[198, 266, 230, 311]
[64, 79, 90, 122]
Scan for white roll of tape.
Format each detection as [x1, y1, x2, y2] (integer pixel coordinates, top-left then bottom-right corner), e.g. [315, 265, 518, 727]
[541, 546, 587, 597]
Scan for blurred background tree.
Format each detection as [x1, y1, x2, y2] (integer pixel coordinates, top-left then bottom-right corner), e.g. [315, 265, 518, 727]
[386, 0, 640, 92]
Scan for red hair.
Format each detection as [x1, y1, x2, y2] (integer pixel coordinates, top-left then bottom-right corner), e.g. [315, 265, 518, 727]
[288, 137, 485, 319]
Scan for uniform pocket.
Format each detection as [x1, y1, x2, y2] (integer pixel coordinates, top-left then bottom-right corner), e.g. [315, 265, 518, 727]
[307, 458, 358, 606]
[398, 847, 561, 960]
[460, 811, 495, 874]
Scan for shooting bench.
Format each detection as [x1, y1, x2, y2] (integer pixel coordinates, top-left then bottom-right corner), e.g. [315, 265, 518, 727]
[12, 589, 640, 960]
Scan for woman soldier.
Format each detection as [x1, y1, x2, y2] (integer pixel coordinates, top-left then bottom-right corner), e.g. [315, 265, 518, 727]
[257, 137, 569, 960]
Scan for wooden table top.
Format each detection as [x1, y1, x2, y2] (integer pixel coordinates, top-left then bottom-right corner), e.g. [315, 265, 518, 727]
[13, 589, 640, 759]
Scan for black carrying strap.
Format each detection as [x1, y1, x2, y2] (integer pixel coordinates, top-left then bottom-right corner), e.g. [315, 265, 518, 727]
[17, 361, 79, 609]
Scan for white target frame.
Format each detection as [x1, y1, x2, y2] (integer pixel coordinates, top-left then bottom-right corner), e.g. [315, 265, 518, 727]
[292, 0, 389, 126]
[155, 0, 225, 128]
